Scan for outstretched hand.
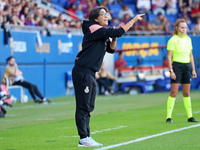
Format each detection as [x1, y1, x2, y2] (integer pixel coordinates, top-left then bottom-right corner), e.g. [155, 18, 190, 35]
[134, 14, 145, 22]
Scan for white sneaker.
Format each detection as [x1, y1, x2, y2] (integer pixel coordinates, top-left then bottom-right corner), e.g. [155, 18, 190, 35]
[78, 137, 103, 147]
[104, 91, 110, 95]
[88, 137, 103, 146]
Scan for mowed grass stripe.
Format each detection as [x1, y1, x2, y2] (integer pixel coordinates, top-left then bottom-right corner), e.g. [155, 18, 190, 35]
[0, 91, 199, 150]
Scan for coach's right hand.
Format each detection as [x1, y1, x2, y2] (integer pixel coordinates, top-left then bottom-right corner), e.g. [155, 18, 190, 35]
[133, 14, 145, 22]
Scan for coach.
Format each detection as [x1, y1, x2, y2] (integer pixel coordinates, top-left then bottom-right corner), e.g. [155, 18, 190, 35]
[72, 6, 144, 147]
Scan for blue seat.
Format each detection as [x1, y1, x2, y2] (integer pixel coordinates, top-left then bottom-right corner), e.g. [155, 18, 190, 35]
[165, 14, 177, 23]
[51, 0, 59, 5]
[128, 4, 136, 14]
[123, 0, 136, 4]
[148, 14, 157, 23]
[59, 0, 66, 7]
[109, 4, 122, 18]
[189, 23, 195, 30]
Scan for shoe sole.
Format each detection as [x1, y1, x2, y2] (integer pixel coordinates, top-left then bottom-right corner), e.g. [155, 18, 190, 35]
[78, 144, 103, 147]
[188, 121, 199, 122]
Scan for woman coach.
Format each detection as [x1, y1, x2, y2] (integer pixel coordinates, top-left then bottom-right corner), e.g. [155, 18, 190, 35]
[72, 6, 144, 147]
[166, 19, 199, 123]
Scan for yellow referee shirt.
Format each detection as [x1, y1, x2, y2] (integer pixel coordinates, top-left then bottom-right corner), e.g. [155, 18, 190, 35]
[167, 35, 192, 63]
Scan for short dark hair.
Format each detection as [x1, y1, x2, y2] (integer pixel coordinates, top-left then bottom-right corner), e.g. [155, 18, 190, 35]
[157, 12, 162, 16]
[6, 56, 15, 64]
[89, 6, 108, 21]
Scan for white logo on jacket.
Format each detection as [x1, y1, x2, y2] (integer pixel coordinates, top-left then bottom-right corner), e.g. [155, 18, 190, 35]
[84, 86, 89, 93]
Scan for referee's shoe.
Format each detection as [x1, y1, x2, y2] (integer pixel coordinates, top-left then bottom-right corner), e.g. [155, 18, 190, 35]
[166, 118, 173, 123]
[188, 117, 199, 122]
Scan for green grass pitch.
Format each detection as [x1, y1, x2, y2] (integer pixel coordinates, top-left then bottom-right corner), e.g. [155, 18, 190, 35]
[0, 91, 200, 150]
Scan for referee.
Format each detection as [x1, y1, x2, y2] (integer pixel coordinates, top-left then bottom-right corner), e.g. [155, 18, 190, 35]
[166, 18, 199, 123]
[72, 6, 144, 147]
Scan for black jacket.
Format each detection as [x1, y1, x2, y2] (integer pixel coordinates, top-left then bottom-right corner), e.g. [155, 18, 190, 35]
[74, 20, 125, 76]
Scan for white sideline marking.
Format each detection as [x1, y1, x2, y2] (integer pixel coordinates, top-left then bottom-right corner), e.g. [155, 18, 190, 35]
[59, 126, 127, 138]
[59, 135, 79, 138]
[194, 111, 200, 114]
[91, 126, 127, 134]
[37, 118, 55, 121]
[94, 124, 200, 150]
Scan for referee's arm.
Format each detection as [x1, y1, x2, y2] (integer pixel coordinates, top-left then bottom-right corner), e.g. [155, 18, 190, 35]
[190, 51, 197, 78]
[167, 50, 176, 80]
[167, 50, 173, 71]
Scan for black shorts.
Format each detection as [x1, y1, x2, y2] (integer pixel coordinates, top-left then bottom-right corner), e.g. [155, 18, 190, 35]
[171, 62, 191, 84]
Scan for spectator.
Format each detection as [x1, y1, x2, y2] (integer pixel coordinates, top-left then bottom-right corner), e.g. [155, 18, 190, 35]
[19, 6, 29, 22]
[84, 0, 96, 19]
[9, 0, 16, 6]
[136, 0, 151, 14]
[121, 13, 131, 25]
[1, 56, 51, 104]
[10, 15, 24, 25]
[2, 4, 12, 22]
[0, 15, 4, 23]
[63, 19, 70, 28]
[34, 15, 42, 26]
[56, 19, 64, 28]
[91, 0, 98, 7]
[20, 0, 27, 9]
[35, 8, 43, 19]
[152, 0, 167, 15]
[109, 17, 119, 27]
[43, 9, 51, 20]
[118, 4, 134, 20]
[152, 12, 170, 33]
[96, 62, 117, 95]
[80, 0, 88, 13]
[15, 3, 22, 17]
[193, 17, 200, 35]
[39, 18, 48, 28]
[68, 3, 79, 20]
[25, 13, 35, 26]
[179, 6, 191, 25]
[179, 0, 192, 12]
[114, 52, 127, 92]
[58, 13, 64, 21]
[0, 0, 7, 11]
[75, 20, 82, 29]
[108, 0, 122, 4]
[114, 52, 128, 74]
[134, 16, 153, 33]
[63, 0, 76, 10]
[27, 0, 35, 12]
[166, 0, 177, 15]
[69, 20, 76, 28]
[11, 7, 18, 17]
[191, 1, 200, 23]
[76, 4, 84, 20]
[48, 16, 57, 28]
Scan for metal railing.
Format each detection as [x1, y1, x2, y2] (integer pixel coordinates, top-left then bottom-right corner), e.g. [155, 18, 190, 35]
[1, 24, 83, 35]
[1, 24, 200, 36]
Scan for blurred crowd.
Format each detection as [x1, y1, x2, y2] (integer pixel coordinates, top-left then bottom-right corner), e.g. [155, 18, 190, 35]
[0, 0, 200, 34]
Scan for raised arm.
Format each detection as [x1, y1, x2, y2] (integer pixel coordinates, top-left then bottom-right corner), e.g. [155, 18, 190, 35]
[121, 14, 145, 32]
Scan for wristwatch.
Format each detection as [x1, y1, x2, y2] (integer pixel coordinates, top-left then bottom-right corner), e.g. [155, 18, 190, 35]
[169, 70, 173, 72]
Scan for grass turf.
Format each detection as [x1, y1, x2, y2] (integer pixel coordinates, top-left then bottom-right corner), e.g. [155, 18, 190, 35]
[0, 91, 200, 150]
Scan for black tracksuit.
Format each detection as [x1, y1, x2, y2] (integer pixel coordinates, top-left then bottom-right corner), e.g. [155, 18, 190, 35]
[72, 20, 125, 138]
